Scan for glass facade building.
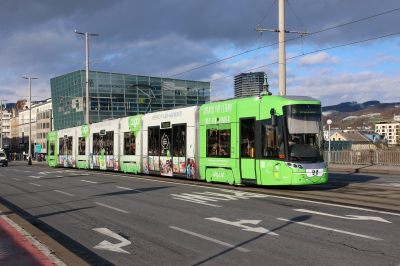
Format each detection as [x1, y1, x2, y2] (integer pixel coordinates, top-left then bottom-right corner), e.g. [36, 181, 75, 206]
[234, 72, 264, 98]
[50, 70, 211, 130]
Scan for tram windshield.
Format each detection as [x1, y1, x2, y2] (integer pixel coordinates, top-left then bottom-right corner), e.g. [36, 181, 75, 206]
[285, 104, 323, 162]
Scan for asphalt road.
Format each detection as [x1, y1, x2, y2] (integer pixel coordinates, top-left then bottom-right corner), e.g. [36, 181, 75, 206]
[0, 164, 399, 266]
[329, 172, 400, 187]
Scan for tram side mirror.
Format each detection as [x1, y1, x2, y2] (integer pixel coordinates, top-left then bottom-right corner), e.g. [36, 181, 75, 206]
[271, 115, 278, 127]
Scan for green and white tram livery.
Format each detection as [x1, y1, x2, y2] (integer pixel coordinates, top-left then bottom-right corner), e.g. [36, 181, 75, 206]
[47, 95, 328, 186]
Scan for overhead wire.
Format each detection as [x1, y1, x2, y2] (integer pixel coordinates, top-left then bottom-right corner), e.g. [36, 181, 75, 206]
[167, 7, 400, 78]
[247, 0, 277, 52]
[209, 31, 400, 82]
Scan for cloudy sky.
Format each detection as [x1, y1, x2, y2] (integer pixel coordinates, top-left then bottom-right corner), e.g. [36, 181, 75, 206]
[1, 0, 400, 106]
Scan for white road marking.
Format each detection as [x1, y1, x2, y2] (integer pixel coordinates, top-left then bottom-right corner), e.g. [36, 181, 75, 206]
[120, 175, 400, 217]
[0, 175, 3, 176]
[172, 197, 222, 207]
[29, 183, 42, 187]
[12, 178, 20, 181]
[13, 169, 19, 171]
[266, 195, 400, 217]
[92, 228, 131, 254]
[277, 218, 382, 241]
[94, 202, 129, 213]
[54, 190, 74, 197]
[29, 176, 41, 179]
[170, 226, 250, 252]
[81, 180, 98, 184]
[206, 217, 278, 235]
[0, 212, 67, 266]
[43, 169, 400, 217]
[293, 209, 391, 223]
[24, 171, 31, 172]
[116, 186, 142, 193]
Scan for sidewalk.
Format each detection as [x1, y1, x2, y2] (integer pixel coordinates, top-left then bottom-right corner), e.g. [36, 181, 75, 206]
[329, 164, 400, 175]
[0, 213, 60, 266]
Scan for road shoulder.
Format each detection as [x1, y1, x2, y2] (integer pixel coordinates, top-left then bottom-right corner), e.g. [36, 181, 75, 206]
[0, 202, 89, 266]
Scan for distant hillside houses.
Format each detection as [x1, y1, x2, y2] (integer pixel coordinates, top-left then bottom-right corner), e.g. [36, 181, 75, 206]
[322, 110, 339, 116]
[341, 113, 381, 121]
[394, 114, 400, 121]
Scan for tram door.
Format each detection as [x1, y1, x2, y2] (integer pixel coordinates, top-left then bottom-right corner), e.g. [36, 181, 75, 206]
[240, 118, 256, 181]
[160, 127, 172, 176]
[148, 126, 160, 172]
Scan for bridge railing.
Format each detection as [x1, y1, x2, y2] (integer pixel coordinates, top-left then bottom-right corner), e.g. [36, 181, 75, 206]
[324, 150, 400, 166]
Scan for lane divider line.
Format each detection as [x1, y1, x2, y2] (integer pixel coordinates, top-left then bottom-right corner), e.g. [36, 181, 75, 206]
[170, 226, 250, 252]
[12, 178, 20, 181]
[94, 202, 129, 214]
[54, 190, 74, 197]
[276, 218, 382, 241]
[81, 180, 98, 184]
[121, 174, 400, 217]
[29, 183, 42, 187]
[116, 186, 142, 193]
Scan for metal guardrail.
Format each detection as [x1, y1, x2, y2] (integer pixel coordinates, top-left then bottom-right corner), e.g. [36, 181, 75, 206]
[324, 151, 400, 166]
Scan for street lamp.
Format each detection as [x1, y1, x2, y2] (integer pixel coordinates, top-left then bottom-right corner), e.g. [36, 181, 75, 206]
[22, 77, 38, 165]
[1, 99, 8, 149]
[75, 30, 99, 125]
[327, 119, 332, 164]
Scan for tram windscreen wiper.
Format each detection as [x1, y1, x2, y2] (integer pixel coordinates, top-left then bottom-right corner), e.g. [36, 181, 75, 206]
[311, 149, 320, 163]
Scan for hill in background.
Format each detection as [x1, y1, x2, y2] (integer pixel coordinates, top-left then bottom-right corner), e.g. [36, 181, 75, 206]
[323, 101, 400, 129]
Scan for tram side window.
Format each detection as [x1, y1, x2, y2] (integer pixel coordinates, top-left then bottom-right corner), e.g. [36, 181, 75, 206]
[49, 142, 55, 156]
[261, 118, 284, 159]
[78, 137, 85, 155]
[206, 125, 230, 158]
[241, 119, 255, 158]
[160, 129, 171, 156]
[106, 131, 114, 155]
[67, 137, 73, 156]
[93, 133, 100, 155]
[173, 125, 186, 157]
[148, 127, 160, 156]
[59, 138, 65, 155]
[124, 132, 136, 155]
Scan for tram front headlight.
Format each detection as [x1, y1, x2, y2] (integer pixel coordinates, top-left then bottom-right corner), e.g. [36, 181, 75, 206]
[292, 164, 297, 168]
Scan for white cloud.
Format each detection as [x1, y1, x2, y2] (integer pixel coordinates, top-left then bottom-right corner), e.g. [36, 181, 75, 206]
[287, 70, 400, 105]
[358, 55, 400, 68]
[297, 52, 340, 67]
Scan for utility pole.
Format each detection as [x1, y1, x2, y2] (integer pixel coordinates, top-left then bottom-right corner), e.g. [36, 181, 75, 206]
[74, 30, 99, 125]
[22, 77, 38, 165]
[255, 0, 307, 96]
[0, 99, 7, 149]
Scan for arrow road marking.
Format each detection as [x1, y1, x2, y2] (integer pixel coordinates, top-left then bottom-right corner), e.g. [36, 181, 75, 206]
[170, 226, 250, 252]
[206, 217, 278, 235]
[277, 218, 382, 241]
[293, 209, 391, 223]
[93, 228, 131, 254]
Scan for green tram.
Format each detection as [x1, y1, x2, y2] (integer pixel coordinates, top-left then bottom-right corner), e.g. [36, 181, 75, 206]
[47, 95, 327, 186]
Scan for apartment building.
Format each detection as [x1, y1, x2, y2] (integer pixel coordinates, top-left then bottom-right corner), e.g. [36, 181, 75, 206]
[375, 121, 400, 147]
[18, 99, 53, 159]
[0, 109, 11, 149]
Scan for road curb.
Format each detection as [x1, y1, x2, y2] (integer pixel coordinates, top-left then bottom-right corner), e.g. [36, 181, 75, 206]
[329, 167, 400, 175]
[0, 203, 89, 266]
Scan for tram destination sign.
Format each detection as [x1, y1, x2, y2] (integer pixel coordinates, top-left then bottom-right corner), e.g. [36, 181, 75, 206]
[161, 122, 171, 128]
